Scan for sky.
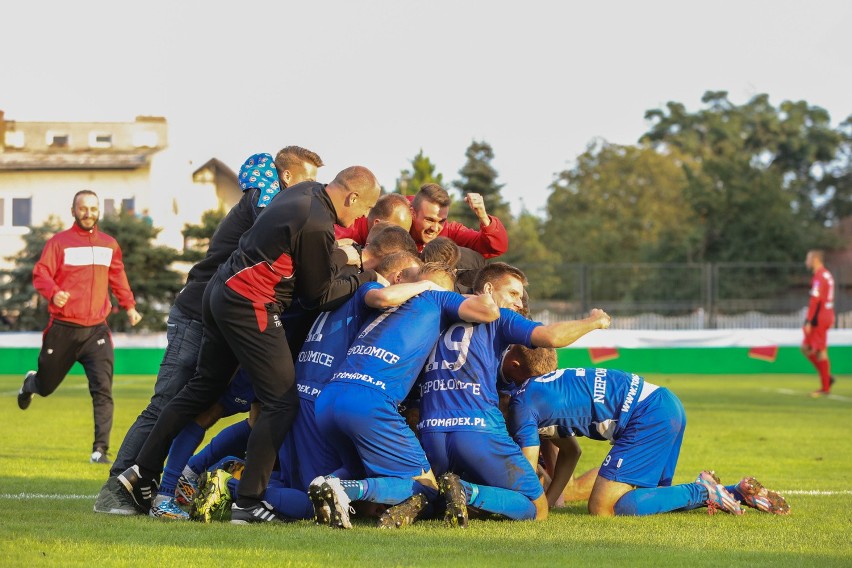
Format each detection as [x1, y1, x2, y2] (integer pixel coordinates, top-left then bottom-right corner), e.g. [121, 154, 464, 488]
[3, 0, 851, 218]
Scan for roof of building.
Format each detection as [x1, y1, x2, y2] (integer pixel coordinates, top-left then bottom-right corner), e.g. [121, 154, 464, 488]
[0, 152, 153, 171]
[192, 158, 239, 185]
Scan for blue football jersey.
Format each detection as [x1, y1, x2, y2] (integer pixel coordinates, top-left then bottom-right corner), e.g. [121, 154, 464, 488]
[418, 308, 540, 433]
[295, 281, 382, 401]
[508, 367, 646, 448]
[330, 290, 466, 405]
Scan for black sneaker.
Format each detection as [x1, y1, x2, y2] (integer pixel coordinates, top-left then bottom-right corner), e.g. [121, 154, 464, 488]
[378, 494, 427, 529]
[93, 476, 143, 515]
[17, 371, 36, 410]
[91, 448, 112, 465]
[117, 465, 158, 512]
[230, 501, 284, 524]
[438, 473, 468, 528]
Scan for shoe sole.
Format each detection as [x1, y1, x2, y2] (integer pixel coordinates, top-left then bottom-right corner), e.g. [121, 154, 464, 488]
[93, 505, 139, 515]
[320, 481, 351, 529]
[190, 471, 232, 522]
[378, 494, 426, 529]
[308, 483, 331, 525]
[738, 477, 790, 515]
[438, 474, 468, 528]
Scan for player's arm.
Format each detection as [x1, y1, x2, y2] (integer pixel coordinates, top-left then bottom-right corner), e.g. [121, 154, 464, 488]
[107, 242, 141, 325]
[443, 216, 509, 259]
[32, 238, 63, 301]
[545, 436, 581, 508]
[365, 280, 439, 309]
[531, 308, 611, 348]
[458, 292, 500, 323]
[521, 444, 541, 478]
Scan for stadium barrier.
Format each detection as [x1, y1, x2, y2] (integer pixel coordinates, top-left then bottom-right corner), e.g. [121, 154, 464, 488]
[1, 330, 849, 375]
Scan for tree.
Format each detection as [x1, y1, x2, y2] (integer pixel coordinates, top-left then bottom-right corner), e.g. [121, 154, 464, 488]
[451, 140, 510, 228]
[98, 210, 184, 332]
[0, 216, 64, 330]
[500, 212, 563, 300]
[642, 91, 843, 257]
[181, 206, 227, 263]
[543, 140, 699, 264]
[395, 149, 444, 196]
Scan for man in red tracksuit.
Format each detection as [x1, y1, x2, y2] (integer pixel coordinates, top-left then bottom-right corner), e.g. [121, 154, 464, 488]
[802, 249, 836, 397]
[335, 183, 509, 258]
[18, 190, 142, 463]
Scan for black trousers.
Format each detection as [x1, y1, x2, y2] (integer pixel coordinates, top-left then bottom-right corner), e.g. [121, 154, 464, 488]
[135, 275, 299, 505]
[31, 319, 114, 452]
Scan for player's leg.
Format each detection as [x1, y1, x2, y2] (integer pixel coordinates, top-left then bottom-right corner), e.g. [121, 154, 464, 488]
[293, 397, 344, 492]
[109, 305, 203, 477]
[222, 300, 299, 522]
[78, 322, 116, 462]
[311, 386, 436, 528]
[95, 306, 203, 516]
[20, 320, 78, 405]
[444, 430, 542, 521]
[811, 322, 833, 395]
[598, 388, 742, 516]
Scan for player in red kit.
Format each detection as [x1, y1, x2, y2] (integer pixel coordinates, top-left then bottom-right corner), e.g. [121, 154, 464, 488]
[801, 250, 835, 397]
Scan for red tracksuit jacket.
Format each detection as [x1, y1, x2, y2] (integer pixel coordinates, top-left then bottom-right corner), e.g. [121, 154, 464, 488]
[32, 223, 136, 327]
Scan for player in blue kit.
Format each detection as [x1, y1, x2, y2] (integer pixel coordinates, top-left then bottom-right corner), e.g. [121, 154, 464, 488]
[281, 250, 426, 490]
[417, 263, 611, 525]
[501, 345, 790, 516]
[310, 263, 500, 528]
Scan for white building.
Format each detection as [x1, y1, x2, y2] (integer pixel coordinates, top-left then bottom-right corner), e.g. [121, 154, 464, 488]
[0, 110, 240, 267]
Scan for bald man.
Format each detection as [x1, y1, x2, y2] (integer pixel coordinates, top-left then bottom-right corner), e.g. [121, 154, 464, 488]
[117, 167, 382, 524]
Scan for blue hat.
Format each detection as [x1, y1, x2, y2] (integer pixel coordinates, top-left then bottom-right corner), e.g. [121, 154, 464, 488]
[238, 153, 281, 208]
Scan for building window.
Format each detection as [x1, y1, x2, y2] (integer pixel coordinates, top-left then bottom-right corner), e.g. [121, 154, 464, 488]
[0, 198, 5, 225]
[46, 131, 69, 148]
[89, 132, 113, 148]
[4, 131, 25, 148]
[122, 198, 136, 215]
[103, 198, 116, 216]
[12, 198, 31, 227]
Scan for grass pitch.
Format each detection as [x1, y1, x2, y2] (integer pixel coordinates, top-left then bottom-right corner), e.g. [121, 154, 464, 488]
[0, 372, 849, 567]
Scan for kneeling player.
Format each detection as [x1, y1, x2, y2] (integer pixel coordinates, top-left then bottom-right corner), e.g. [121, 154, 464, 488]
[502, 345, 790, 517]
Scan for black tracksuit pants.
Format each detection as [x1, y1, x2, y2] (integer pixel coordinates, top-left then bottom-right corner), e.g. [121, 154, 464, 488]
[134, 274, 300, 506]
[29, 319, 115, 452]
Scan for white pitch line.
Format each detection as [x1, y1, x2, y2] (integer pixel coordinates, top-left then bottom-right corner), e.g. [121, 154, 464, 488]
[761, 388, 852, 402]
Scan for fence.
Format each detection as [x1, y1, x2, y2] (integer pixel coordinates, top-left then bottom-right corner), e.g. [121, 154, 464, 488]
[524, 262, 851, 330]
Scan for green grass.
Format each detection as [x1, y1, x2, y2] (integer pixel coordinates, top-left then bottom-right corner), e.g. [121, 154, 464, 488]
[0, 372, 850, 567]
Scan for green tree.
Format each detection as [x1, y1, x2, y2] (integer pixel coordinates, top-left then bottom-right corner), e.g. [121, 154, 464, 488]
[395, 149, 444, 195]
[500, 212, 563, 300]
[181, 206, 227, 263]
[642, 91, 844, 257]
[0, 216, 64, 330]
[99, 210, 183, 332]
[451, 140, 510, 228]
[816, 115, 852, 224]
[543, 141, 699, 264]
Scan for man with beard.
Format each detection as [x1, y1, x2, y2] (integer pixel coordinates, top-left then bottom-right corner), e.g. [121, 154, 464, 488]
[18, 190, 142, 464]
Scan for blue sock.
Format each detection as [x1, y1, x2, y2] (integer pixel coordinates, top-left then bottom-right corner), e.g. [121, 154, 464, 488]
[725, 484, 745, 502]
[459, 480, 536, 520]
[613, 483, 708, 516]
[340, 479, 366, 501]
[358, 478, 438, 505]
[159, 422, 206, 495]
[188, 419, 251, 474]
[262, 485, 314, 520]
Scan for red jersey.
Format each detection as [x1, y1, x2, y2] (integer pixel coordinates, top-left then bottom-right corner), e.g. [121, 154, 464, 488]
[32, 223, 136, 327]
[334, 195, 509, 258]
[806, 266, 835, 327]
